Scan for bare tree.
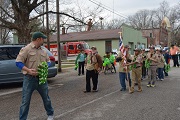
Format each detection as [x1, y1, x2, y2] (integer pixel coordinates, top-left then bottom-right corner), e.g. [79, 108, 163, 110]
[58, 0, 104, 32]
[102, 18, 124, 29]
[0, 0, 88, 44]
[127, 9, 155, 29]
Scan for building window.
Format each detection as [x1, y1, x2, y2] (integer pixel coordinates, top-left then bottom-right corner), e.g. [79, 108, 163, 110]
[150, 33, 152, 38]
[105, 40, 112, 52]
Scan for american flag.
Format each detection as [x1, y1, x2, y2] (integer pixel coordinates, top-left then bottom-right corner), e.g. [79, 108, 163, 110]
[119, 33, 126, 57]
[119, 33, 127, 70]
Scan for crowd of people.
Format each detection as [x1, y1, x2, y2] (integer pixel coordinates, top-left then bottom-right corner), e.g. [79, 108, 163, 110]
[16, 30, 179, 120]
[75, 44, 180, 94]
[115, 44, 179, 93]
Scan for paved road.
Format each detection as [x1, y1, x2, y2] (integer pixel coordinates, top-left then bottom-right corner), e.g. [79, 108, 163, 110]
[0, 65, 180, 120]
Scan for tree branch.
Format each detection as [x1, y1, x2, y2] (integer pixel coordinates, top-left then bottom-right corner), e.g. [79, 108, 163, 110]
[29, 11, 87, 25]
[0, 6, 14, 20]
[0, 18, 19, 30]
[29, 0, 46, 12]
[11, 0, 20, 13]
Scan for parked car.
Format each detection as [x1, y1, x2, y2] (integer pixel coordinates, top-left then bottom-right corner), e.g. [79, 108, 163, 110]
[0, 45, 57, 84]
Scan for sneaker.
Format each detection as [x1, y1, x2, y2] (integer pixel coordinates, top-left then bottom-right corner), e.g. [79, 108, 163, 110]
[47, 115, 54, 120]
[147, 84, 151, 87]
[92, 90, 98, 92]
[160, 79, 164, 81]
[151, 84, 155, 87]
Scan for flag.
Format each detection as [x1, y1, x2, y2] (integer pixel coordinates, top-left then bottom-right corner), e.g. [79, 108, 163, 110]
[119, 33, 127, 70]
[119, 33, 126, 57]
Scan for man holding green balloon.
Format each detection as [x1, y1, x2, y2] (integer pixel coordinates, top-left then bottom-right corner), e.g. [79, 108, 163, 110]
[16, 32, 54, 120]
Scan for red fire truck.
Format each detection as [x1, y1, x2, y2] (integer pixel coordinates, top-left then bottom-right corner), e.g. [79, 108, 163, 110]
[45, 41, 91, 62]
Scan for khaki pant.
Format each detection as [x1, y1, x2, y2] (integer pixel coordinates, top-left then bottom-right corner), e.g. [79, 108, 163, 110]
[131, 67, 142, 91]
[148, 66, 157, 85]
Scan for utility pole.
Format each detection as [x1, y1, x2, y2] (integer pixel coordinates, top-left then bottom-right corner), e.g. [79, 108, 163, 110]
[46, 0, 50, 50]
[56, 0, 61, 72]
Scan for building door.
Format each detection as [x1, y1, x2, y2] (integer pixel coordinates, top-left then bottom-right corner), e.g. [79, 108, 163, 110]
[128, 42, 134, 54]
[105, 40, 112, 53]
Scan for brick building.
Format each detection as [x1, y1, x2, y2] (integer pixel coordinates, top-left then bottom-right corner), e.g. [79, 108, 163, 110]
[142, 27, 168, 47]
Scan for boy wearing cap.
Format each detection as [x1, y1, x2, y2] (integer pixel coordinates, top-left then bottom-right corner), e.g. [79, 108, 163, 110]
[116, 45, 132, 91]
[125, 48, 143, 93]
[146, 46, 159, 87]
[16, 32, 54, 120]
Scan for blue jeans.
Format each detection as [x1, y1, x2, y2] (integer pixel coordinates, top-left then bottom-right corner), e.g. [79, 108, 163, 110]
[19, 75, 54, 120]
[158, 68, 164, 79]
[119, 72, 131, 90]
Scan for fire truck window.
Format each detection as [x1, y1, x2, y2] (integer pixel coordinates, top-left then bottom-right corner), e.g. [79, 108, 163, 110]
[83, 43, 89, 49]
[77, 44, 82, 49]
[69, 45, 74, 50]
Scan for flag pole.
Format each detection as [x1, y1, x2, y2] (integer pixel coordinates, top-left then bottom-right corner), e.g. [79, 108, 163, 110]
[118, 32, 131, 93]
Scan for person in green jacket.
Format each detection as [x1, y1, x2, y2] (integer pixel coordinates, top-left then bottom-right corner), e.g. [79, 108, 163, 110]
[75, 50, 87, 76]
[110, 52, 116, 73]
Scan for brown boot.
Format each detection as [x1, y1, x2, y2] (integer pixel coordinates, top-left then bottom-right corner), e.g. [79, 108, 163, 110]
[137, 86, 142, 92]
[129, 87, 134, 94]
[137, 88, 142, 92]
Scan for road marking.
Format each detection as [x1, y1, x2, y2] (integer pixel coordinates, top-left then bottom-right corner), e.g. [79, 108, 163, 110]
[0, 88, 22, 96]
[177, 107, 180, 111]
[54, 90, 122, 119]
[0, 84, 63, 97]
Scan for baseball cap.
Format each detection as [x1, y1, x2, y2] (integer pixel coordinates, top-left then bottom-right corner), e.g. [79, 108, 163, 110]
[32, 32, 47, 39]
[91, 46, 97, 50]
[149, 46, 155, 49]
[134, 48, 140, 52]
[124, 45, 129, 48]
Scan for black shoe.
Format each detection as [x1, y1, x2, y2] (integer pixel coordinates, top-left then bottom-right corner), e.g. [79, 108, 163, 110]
[83, 90, 91, 93]
[82, 73, 84, 75]
[78, 74, 80, 76]
[120, 88, 126, 91]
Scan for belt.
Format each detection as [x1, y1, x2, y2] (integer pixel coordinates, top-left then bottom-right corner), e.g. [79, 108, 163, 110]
[25, 74, 39, 78]
[135, 66, 141, 68]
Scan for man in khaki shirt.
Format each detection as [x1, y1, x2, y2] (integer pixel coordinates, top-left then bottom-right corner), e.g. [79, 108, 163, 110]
[84, 46, 102, 93]
[16, 32, 54, 120]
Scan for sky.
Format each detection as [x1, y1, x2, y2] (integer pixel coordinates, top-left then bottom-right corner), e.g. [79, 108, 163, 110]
[68, 0, 180, 19]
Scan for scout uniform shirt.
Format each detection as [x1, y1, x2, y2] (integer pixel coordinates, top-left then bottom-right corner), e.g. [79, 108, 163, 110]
[147, 52, 158, 66]
[157, 53, 165, 68]
[118, 52, 132, 73]
[132, 54, 142, 69]
[86, 54, 97, 71]
[16, 42, 50, 74]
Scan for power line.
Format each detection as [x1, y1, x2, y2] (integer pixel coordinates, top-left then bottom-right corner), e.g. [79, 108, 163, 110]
[88, 0, 128, 19]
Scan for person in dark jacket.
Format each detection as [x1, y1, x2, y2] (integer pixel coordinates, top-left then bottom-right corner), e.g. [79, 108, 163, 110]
[163, 50, 170, 76]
